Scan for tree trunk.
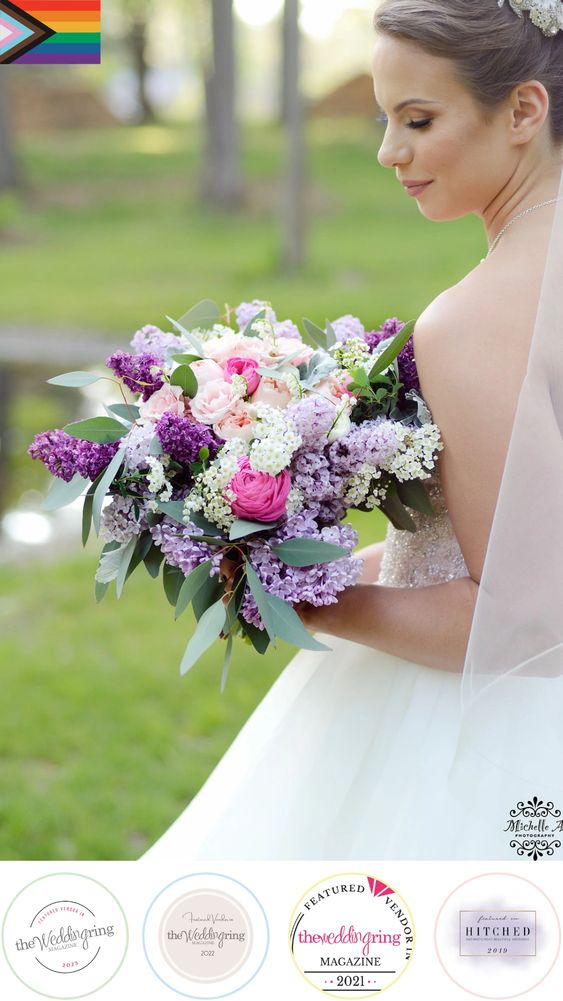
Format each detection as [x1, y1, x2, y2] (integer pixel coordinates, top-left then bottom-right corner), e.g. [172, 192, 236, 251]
[0, 76, 20, 192]
[130, 17, 156, 123]
[201, 0, 242, 208]
[281, 0, 305, 271]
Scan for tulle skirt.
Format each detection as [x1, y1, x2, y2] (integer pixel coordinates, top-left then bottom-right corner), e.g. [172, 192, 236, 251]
[141, 633, 543, 861]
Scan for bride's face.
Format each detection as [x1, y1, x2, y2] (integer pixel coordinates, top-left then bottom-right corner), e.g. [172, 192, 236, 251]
[372, 35, 512, 220]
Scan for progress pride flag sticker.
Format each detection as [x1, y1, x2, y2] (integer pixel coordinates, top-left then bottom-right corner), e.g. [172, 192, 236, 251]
[0, 0, 100, 64]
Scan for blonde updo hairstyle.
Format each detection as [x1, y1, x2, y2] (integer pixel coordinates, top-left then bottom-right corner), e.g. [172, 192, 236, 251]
[373, 0, 563, 146]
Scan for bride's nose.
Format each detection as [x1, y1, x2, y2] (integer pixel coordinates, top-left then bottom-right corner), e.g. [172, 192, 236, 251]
[377, 130, 412, 170]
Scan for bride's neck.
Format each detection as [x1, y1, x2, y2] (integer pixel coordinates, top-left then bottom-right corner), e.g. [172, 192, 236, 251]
[482, 154, 563, 251]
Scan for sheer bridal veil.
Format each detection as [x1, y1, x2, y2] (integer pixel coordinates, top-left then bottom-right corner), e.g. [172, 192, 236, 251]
[449, 160, 563, 850]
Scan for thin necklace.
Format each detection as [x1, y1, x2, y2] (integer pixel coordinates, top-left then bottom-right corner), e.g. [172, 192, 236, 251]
[480, 197, 563, 263]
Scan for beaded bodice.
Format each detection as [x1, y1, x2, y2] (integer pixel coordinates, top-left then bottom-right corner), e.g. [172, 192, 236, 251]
[376, 468, 469, 588]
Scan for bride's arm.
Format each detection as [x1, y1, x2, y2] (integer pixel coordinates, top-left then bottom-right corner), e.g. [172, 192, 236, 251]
[296, 575, 478, 673]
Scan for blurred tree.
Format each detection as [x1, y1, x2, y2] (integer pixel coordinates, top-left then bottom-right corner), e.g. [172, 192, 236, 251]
[281, 0, 305, 270]
[119, 0, 157, 123]
[0, 74, 19, 192]
[200, 0, 243, 207]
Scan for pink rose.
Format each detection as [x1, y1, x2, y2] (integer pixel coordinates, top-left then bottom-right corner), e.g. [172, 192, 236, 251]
[228, 456, 291, 521]
[315, 372, 356, 406]
[249, 376, 292, 409]
[205, 332, 267, 366]
[266, 337, 314, 367]
[214, 402, 257, 442]
[190, 379, 241, 424]
[139, 383, 186, 420]
[189, 358, 224, 388]
[224, 356, 261, 396]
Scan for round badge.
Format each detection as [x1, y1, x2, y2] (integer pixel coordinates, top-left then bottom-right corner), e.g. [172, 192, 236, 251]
[1, 872, 128, 999]
[143, 872, 269, 998]
[289, 872, 415, 999]
[434, 871, 561, 999]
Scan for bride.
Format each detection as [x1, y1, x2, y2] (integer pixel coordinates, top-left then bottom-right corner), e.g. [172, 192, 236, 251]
[142, 0, 563, 861]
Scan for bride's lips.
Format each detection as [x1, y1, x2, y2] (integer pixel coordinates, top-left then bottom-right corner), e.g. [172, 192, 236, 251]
[402, 180, 433, 197]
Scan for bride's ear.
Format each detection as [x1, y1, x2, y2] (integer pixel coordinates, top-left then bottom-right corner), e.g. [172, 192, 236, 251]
[508, 80, 550, 144]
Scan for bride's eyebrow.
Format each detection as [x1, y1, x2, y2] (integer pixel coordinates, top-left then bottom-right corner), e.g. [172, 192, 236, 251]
[375, 97, 441, 112]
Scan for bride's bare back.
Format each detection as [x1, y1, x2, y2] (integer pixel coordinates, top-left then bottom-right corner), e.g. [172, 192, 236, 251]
[413, 214, 554, 585]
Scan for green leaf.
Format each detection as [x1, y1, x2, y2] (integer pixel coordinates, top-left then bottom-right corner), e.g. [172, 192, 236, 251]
[190, 511, 224, 536]
[42, 471, 89, 512]
[149, 435, 163, 456]
[124, 531, 154, 583]
[396, 478, 436, 515]
[81, 484, 97, 546]
[266, 593, 331, 651]
[175, 559, 213, 620]
[171, 364, 198, 399]
[156, 500, 185, 524]
[229, 518, 279, 541]
[368, 320, 415, 379]
[244, 561, 277, 644]
[92, 445, 127, 535]
[95, 544, 126, 585]
[302, 317, 328, 350]
[239, 618, 271, 654]
[351, 366, 369, 387]
[95, 580, 110, 603]
[180, 597, 227, 676]
[172, 353, 203, 364]
[163, 564, 184, 606]
[243, 308, 266, 337]
[186, 533, 225, 547]
[143, 543, 165, 579]
[166, 314, 205, 357]
[193, 574, 223, 621]
[48, 371, 103, 388]
[220, 634, 233, 693]
[272, 538, 349, 567]
[178, 299, 220, 332]
[115, 536, 138, 599]
[107, 403, 141, 422]
[380, 485, 417, 532]
[325, 319, 337, 349]
[63, 416, 127, 445]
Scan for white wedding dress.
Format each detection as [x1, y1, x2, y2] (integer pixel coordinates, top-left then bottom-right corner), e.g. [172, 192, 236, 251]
[142, 468, 531, 861]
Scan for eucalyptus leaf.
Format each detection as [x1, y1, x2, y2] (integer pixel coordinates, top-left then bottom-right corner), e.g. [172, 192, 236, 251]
[95, 580, 110, 603]
[48, 371, 103, 388]
[325, 319, 337, 349]
[149, 435, 164, 456]
[115, 536, 139, 598]
[172, 353, 203, 364]
[178, 299, 220, 332]
[243, 308, 266, 338]
[192, 573, 223, 621]
[63, 416, 127, 445]
[171, 364, 198, 399]
[229, 518, 279, 542]
[180, 598, 227, 676]
[368, 320, 415, 379]
[175, 559, 213, 621]
[144, 543, 165, 579]
[244, 561, 277, 644]
[186, 533, 225, 547]
[42, 472, 89, 512]
[92, 445, 127, 535]
[157, 500, 185, 524]
[124, 531, 154, 583]
[107, 402, 141, 422]
[82, 491, 94, 546]
[220, 635, 234, 693]
[396, 478, 436, 516]
[272, 538, 349, 567]
[302, 317, 328, 350]
[380, 486, 417, 532]
[190, 511, 224, 536]
[266, 593, 331, 651]
[165, 314, 205, 357]
[239, 618, 271, 654]
[163, 564, 184, 606]
[95, 544, 126, 585]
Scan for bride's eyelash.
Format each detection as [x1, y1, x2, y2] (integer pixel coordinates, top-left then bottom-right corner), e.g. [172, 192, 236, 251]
[376, 112, 432, 130]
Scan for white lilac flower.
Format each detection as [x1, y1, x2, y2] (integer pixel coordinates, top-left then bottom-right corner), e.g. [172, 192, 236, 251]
[184, 438, 248, 530]
[146, 456, 173, 500]
[249, 403, 302, 475]
[332, 336, 371, 370]
[124, 421, 155, 471]
[343, 464, 387, 509]
[380, 423, 443, 482]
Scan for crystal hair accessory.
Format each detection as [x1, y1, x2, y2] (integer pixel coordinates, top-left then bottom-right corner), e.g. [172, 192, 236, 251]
[498, 0, 563, 36]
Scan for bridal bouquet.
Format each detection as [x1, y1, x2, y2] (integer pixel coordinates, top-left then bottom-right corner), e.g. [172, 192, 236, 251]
[29, 299, 442, 686]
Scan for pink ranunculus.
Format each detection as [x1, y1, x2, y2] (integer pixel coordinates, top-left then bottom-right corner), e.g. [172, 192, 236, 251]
[249, 376, 292, 410]
[224, 356, 261, 396]
[139, 383, 186, 420]
[189, 357, 224, 388]
[228, 456, 291, 521]
[214, 402, 257, 442]
[204, 332, 268, 366]
[190, 378, 241, 425]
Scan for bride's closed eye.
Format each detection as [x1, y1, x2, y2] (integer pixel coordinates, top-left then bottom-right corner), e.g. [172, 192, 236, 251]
[376, 112, 433, 130]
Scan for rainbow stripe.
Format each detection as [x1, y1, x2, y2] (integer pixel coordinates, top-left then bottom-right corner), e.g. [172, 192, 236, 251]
[12, 0, 100, 63]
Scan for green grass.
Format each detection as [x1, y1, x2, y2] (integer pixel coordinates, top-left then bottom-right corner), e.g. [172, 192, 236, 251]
[0, 118, 482, 858]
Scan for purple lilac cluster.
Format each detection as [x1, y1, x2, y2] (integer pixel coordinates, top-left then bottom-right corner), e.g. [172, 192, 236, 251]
[100, 495, 148, 543]
[28, 429, 119, 483]
[332, 314, 366, 344]
[286, 396, 336, 451]
[150, 517, 222, 577]
[328, 419, 399, 475]
[235, 299, 277, 329]
[155, 413, 221, 466]
[130, 324, 182, 361]
[106, 350, 164, 401]
[240, 513, 362, 629]
[364, 318, 419, 396]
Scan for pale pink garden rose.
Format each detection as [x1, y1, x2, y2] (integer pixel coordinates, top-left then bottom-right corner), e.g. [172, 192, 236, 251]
[139, 383, 186, 420]
[228, 456, 291, 521]
[266, 336, 314, 367]
[224, 356, 261, 396]
[189, 357, 224, 388]
[204, 332, 269, 366]
[190, 379, 241, 424]
[249, 376, 292, 409]
[315, 371, 356, 407]
[214, 402, 257, 442]
[327, 398, 353, 443]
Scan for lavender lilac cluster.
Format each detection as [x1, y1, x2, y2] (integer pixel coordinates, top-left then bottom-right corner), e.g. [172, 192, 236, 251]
[130, 323, 183, 361]
[240, 513, 362, 630]
[28, 429, 119, 483]
[150, 517, 222, 577]
[105, 350, 164, 401]
[155, 413, 221, 466]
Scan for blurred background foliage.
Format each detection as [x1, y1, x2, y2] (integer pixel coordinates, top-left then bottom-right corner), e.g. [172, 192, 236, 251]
[0, 1, 482, 859]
